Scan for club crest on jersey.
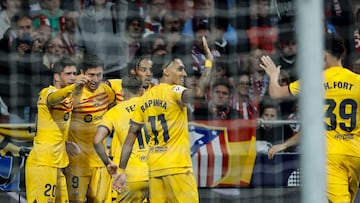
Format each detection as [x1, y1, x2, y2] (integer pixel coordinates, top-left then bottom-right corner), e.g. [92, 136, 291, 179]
[84, 114, 93, 123]
[139, 154, 147, 162]
[172, 85, 185, 94]
[64, 112, 70, 121]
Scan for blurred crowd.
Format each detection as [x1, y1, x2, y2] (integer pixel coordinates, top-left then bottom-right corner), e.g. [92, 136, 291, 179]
[0, 0, 359, 149]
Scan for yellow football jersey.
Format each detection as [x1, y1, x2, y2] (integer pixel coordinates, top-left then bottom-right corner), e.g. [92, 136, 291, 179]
[131, 83, 193, 177]
[107, 79, 124, 103]
[289, 66, 360, 157]
[100, 97, 148, 182]
[27, 85, 73, 167]
[68, 83, 116, 167]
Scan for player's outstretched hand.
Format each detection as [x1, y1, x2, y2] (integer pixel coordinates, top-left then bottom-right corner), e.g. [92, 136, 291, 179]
[75, 74, 88, 87]
[260, 55, 281, 78]
[74, 74, 88, 95]
[112, 173, 127, 193]
[66, 141, 81, 156]
[106, 161, 118, 177]
[202, 36, 213, 61]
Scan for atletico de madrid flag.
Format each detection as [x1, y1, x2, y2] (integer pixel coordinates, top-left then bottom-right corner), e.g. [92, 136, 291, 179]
[189, 119, 257, 187]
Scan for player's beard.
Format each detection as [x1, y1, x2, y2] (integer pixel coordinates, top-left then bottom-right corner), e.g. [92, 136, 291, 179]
[86, 81, 100, 92]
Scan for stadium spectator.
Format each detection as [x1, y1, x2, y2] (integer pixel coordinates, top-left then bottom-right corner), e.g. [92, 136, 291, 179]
[0, 12, 51, 123]
[211, 58, 231, 80]
[0, 0, 24, 39]
[244, 0, 278, 55]
[276, 69, 297, 119]
[273, 100, 301, 154]
[272, 0, 296, 34]
[231, 72, 258, 119]
[248, 48, 269, 105]
[256, 99, 283, 153]
[182, 0, 237, 45]
[325, 0, 356, 67]
[354, 8, 360, 53]
[42, 36, 66, 69]
[184, 66, 202, 120]
[32, 0, 65, 37]
[0, 13, 35, 55]
[35, 23, 52, 52]
[74, 0, 128, 79]
[267, 132, 300, 159]
[193, 78, 239, 120]
[274, 31, 298, 82]
[60, 10, 79, 56]
[126, 14, 145, 62]
[351, 52, 360, 73]
[203, 57, 232, 100]
[191, 17, 219, 64]
[135, 33, 166, 57]
[143, 0, 167, 37]
[212, 15, 235, 56]
[162, 11, 183, 53]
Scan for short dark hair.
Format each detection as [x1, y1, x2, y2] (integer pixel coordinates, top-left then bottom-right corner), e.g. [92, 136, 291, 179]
[2, 1, 28, 13]
[278, 31, 295, 44]
[126, 15, 145, 31]
[122, 75, 143, 94]
[11, 11, 32, 27]
[211, 78, 232, 93]
[259, 99, 279, 117]
[80, 54, 104, 72]
[137, 33, 165, 55]
[193, 17, 211, 32]
[213, 57, 230, 77]
[151, 54, 181, 79]
[325, 33, 345, 60]
[52, 56, 77, 74]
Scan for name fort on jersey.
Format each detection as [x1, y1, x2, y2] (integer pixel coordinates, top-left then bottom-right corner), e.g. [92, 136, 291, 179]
[141, 99, 167, 112]
[323, 81, 354, 90]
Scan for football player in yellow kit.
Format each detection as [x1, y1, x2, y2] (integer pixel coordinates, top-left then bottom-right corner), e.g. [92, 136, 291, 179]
[26, 57, 86, 203]
[112, 36, 213, 202]
[106, 55, 154, 103]
[260, 33, 360, 203]
[65, 54, 116, 203]
[94, 75, 149, 202]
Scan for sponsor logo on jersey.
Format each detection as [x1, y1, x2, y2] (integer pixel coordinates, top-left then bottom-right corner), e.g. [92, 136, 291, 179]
[84, 114, 93, 123]
[64, 112, 70, 121]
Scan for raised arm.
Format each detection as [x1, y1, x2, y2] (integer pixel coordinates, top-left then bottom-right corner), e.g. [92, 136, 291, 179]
[47, 84, 76, 106]
[260, 55, 291, 99]
[182, 36, 213, 103]
[48, 74, 88, 106]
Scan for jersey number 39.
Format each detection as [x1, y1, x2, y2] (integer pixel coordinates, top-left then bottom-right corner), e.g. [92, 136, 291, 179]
[325, 98, 357, 132]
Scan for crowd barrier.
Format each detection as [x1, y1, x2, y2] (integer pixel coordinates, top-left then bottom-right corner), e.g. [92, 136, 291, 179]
[0, 120, 301, 193]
